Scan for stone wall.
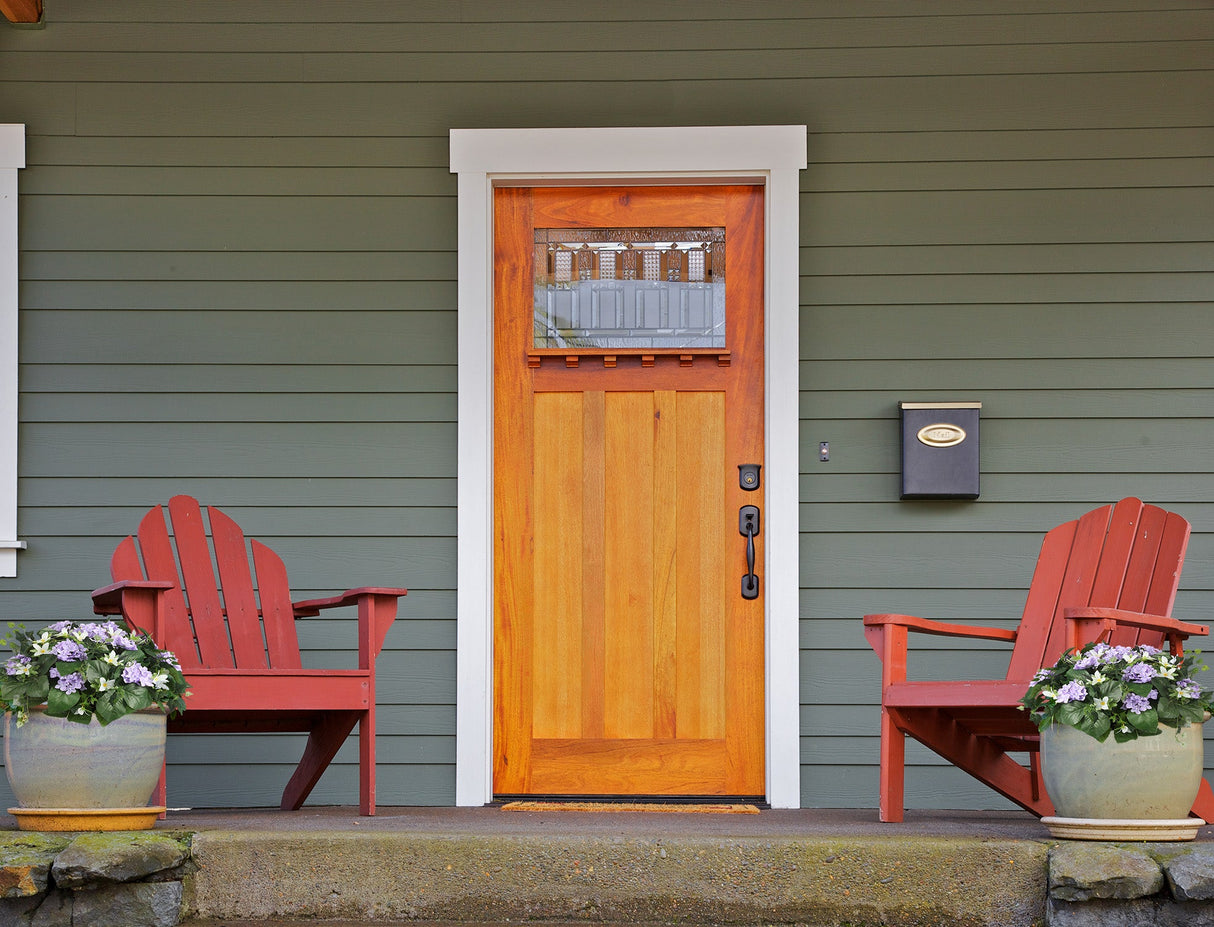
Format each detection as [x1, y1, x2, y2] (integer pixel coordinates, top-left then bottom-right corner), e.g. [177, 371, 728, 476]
[0, 832, 190, 927]
[1050, 842, 1214, 926]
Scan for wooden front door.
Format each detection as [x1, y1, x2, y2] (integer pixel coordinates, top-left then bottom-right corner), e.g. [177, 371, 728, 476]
[492, 184, 765, 798]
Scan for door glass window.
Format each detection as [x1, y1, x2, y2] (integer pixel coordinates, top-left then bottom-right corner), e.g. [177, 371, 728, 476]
[533, 227, 725, 349]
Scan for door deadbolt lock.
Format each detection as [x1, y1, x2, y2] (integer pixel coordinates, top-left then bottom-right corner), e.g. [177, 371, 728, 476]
[738, 464, 761, 491]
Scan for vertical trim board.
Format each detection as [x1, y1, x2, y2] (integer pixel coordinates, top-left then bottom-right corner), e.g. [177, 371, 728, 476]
[0, 124, 25, 578]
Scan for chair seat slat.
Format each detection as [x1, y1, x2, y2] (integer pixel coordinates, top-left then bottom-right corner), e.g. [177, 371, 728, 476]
[252, 539, 303, 669]
[209, 505, 271, 669]
[133, 504, 200, 667]
[168, 496, 234, 668]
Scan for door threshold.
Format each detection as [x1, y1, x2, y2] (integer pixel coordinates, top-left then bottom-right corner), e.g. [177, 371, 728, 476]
[493, 794, 768, 808]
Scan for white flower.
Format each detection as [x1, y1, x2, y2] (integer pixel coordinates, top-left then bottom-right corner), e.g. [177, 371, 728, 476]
[1094, 696, 1111, 710]
[30, 640, 52, 656]
[97, 677, 115, 692]
[1089, 671, 1108, 685]
[150, 672, 170, 690]
[101, 650, 121, 666]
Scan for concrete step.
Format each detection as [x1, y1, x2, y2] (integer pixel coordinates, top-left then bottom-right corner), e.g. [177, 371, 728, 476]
[175, 806, 1053, 926]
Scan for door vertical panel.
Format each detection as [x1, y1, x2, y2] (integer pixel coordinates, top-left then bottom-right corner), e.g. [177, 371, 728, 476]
[603, 392, 655, 740]
[531, 393, 583, 739]
[676, 391, 726, 740]
[651, 390, 678, 740]
[580, 390, 607, 740]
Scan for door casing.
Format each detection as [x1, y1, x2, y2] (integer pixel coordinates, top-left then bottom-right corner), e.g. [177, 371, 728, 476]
[451, 126, 807, 808]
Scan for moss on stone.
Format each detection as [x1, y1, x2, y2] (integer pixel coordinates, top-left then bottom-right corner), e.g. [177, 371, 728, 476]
[53, 831, 192, 888]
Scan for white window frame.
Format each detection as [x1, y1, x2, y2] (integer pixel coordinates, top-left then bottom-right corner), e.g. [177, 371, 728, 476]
[450, 126, 806, 808]
[0, 125, 25, 577]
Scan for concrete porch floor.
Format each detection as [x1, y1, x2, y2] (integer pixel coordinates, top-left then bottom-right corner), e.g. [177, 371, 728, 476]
[149, 805, 1213, 926]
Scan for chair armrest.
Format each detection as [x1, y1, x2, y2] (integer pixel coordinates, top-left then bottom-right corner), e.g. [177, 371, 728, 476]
[91, 579, 177, 641]
[1063, 607, 1209, 653]
[91, 579, 176, 614]
[292, 587, 408, 667]
[863, 614, 1017, 686]
[863, 613, 1018, 642]
[292, 587, 409, 617]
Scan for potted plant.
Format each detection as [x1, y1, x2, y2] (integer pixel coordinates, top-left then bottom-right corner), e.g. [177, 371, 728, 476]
[1020, 640, 1214, 840]
[1, 620, 188, 830]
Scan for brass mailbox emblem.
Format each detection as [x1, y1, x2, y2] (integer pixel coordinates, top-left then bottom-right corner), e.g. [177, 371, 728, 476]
[917, 423, 967, 448]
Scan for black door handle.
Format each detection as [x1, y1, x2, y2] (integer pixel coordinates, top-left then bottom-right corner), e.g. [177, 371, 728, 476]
[739, 505, 759, 600]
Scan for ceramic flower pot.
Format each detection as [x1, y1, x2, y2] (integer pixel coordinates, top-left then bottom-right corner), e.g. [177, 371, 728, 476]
[3, 707, 165, 810]
[1041, 721, 1204, 820]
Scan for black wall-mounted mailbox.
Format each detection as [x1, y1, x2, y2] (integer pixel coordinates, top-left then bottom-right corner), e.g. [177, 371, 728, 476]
[900, 402, 982, 499]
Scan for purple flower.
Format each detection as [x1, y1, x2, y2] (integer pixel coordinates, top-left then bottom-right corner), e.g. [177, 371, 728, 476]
[1055, 681, 1088, 703]
[121, 663, 154, 686]
[4, 655, 31, 676]
[111, 633, 138, 652]
[54, 672, 84, 694]
[1122, 693, 1154, 714]
[1123, 662, 1156, 684]
[1074, 650, 1104, 671]
[50, 640, 87, 662]
[1177, 679, 1203, 699]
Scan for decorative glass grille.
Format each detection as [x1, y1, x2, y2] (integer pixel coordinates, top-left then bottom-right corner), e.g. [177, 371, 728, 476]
[533, 227, 726, 350]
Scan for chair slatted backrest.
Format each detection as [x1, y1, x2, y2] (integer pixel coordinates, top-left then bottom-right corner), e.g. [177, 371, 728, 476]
[109, 495, 304, 671]
[1005, 497, 1190, 682]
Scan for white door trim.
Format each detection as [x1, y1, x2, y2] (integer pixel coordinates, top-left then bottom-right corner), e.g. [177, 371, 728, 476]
[450, 126, 806, 808]
[0, 125, 26, 578]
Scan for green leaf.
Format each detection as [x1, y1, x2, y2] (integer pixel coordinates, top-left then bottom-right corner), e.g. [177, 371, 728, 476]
[1129, 709, 1159, 734]
[1074, 716, 1103, 740]
[123, 688, 153, 713]
[1057, 703, 1086, 728]
[96, 691, 124, 725]
[45, 687, 78, 717]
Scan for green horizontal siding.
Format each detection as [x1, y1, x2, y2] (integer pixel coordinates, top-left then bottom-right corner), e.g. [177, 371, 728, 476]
[1, 0, 1211, 812]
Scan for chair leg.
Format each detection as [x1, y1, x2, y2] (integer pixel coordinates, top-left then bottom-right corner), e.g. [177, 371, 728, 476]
[359, 706, 375, 817]
[279, 713, 360, 812]
[878, 707, 905, 823]
[153, 762, 167, 820]
[1191, 777, 1214, 822]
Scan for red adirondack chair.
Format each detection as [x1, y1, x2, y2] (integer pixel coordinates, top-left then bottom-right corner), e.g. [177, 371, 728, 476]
[91, 495, 406, 815]
[863, 497, 1212, 823]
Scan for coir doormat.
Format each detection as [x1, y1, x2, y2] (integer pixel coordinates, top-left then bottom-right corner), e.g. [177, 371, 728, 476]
[501, 801, 760, 814]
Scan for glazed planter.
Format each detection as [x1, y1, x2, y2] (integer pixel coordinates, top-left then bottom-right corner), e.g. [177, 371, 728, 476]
[3, 707, 166, 830]
[1041, 721, 1205, 840]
